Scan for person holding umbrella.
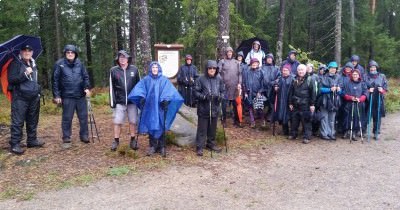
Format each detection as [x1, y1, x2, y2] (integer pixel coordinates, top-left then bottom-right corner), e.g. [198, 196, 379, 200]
[52, 45, 91, 148]
[245, 40, 266, 68]
[7, 44, 45, 154]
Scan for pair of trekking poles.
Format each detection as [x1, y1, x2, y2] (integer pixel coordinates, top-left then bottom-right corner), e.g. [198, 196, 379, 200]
[349, 101, 364, 143]
[367, 91, 382, 142]
[86, 97, 100, 143]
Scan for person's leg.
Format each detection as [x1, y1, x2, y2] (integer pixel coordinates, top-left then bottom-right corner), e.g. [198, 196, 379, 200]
[76, 97, 89, 141]
[196, 117, 208, 150]
[61, 98, 76, 141]
[232, 100, 239, 124]
[127, 104, 139, 149]
[10, 98, 28, 153]
[329, 111, 337, 138]
[290, 111, 300, 139]
[319, 107, 329, 138]
[221, 99, 228, 122]
[249, 107, 255, 127]
[25, 96, 44, 146]
[206, 116, 221, 152]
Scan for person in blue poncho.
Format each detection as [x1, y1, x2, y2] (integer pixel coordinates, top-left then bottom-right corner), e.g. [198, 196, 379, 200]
[128, 62, 183, 157]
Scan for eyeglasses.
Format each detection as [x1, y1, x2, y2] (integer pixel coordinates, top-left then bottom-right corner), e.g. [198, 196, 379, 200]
[208, 67, 217, 70]
[66, 51, 75, 54]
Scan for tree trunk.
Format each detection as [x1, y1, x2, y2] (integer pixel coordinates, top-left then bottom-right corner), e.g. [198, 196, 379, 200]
[129, 0, 137, 64]
[53, 0, 61, 60]
[137, 0, 152, 70]
[217, 0, 230, 60]
[84, 0, 94, 87]
[350, 0, 355, 54]
[116, 0, 124, 50]
[307, 0, 316, 51]
[370, 0, 376, 15]
[235, 0, 240, 48]
[276, 0, 285, 66]
[38, 3, 49, 89]
[334, 0, 342, 66]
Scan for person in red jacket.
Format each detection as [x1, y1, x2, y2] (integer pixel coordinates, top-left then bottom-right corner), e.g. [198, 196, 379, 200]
[342, 69, 368, 140]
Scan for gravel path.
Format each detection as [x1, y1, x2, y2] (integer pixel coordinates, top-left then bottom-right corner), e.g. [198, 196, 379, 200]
[1, 113, 399, 210]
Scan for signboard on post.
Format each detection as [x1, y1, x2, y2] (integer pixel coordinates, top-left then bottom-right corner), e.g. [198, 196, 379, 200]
[154, 44, 184, 80]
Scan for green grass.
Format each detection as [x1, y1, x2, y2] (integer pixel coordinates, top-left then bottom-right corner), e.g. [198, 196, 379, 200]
[107, 166, 133, 176]
[385, 78, 400, 113]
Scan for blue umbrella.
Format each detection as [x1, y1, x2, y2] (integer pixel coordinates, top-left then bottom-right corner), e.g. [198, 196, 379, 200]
[0, 35, 43, 73]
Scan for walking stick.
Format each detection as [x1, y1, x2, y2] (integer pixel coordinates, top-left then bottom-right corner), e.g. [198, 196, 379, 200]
[356, 102, 364, 143]
[87, 97, 100, 143]
[272, 89, 278, 136]
[220, 100, 228, 153]
[367, 93, 373, 142]
[376, 92, 382, 141]
[162, 105, 167, 158]
[350, 101, 354, 143]
[209, 94, 213, 158]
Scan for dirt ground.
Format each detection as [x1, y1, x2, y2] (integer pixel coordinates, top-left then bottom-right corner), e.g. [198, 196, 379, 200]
[0, 111, 399, 209]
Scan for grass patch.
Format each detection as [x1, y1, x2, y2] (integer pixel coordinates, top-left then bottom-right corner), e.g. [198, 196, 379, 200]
[107, 166, 132, 176]
[385, 78, 400, 113]
[115, 144, 140, 159]
[0, 187, 19, 200]
[216, 127, 227, 146]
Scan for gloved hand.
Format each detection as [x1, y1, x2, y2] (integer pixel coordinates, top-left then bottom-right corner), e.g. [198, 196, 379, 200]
[160, 100, 169, 110]
[140, 97, 146, 107]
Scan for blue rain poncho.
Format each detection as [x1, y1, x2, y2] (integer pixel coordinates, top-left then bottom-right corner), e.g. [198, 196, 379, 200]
[128, 62, 183, 138]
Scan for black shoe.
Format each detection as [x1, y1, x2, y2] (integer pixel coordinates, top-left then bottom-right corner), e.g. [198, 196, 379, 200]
[159, 147, 166, 157]
[80, 137, 90, 144]
[111, 140, 119, 151]
[146, 147, 156, 156]
[11, 144, 25, 155]
[27, 139, 45, 148]
[130, 139, 138, 150]
[288, 136, 297, 140]
[196, 147, 203, 156]
[321, 136, 331, 141]
[63, 138, 71, 143]
[206, 145, 222, 153]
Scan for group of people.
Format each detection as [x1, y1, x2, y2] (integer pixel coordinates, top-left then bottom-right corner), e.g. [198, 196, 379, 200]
[6, 40, 388, 158]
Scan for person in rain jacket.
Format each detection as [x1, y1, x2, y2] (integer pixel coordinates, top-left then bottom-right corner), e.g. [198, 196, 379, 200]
[194, 60, 225, 156]
[109, 50, 141, 151]
[261, 53, 280, 122]
[236, 51, 248, 75]
[306, 63, 320, 136]
[242, 58, 264, 128]
[317, 64, 327, 79]
[281, 50, 300, 76]
[245, 40, 266, 67]
[8, 45, 45, 155]
[318, 61, 342, 140]
[53, 44, 91, 148]
[177, 54, 198, 107]
[365, 60, 388, 140]
[128, 62, 183, 156]
[218, 47, 242, 127]
[336, 61, 354, 134]
[350, 55, 366, 80]
[342, 69, 368, 140]
[270, 64, 294, 135]
[288, 64, 316, 144]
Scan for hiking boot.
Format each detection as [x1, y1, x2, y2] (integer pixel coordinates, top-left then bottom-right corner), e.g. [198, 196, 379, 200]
[329, 135, 336, 141]
[10, 144, 25, 155]
[321, 136, 331, 141]
[302, 139, 310, 144]
[261, 120, 267, 128]
[206, 145, 222, 153]
[146, 147, 156, 156]
[234, 121, 244, 128]
[159, 147, 166, 157]
[288, 136, 297, 140]
[196, 147, 203, 156]
[250, 122, 256, 129]
[374, 134, 379, 140]
[342, 131, 349, 139]
[80, 136, 90, 144]
[27, 139, 45, 148]
[111, 140, 119, 151]
[351, 134, 358, 141]
[62, 138, 71, 143]
[130, 138, 139, 150]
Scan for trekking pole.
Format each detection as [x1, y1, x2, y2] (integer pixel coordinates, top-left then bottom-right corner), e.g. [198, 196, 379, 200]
[356, 102, 364, 143]
[272, 89, 278, 136]
[87, 97, 100, 142]
[350, 101, 355, 143]
[367, 93, 373, 143]
[376, 91, 382, 141]
[220, 99, 228, 153]
[209, 94, 213, 158]
[162, 105, 167, 158]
